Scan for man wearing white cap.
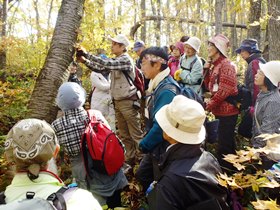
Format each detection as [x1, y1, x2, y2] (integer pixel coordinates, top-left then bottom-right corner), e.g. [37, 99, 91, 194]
[147, 95, 229, 210]
[76, 34, 143, 166]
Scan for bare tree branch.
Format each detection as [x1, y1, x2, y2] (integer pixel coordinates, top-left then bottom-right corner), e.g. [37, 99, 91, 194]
[130, 15, 247, 38]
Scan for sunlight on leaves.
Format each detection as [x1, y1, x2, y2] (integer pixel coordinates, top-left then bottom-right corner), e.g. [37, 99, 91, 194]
[251, 199, 280, 210]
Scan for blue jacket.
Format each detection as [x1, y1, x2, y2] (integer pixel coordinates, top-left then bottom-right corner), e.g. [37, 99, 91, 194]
[139, 76, 177, 153]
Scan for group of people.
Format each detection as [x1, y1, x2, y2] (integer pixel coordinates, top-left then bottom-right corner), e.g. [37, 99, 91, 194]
[2, 32, 280, 210]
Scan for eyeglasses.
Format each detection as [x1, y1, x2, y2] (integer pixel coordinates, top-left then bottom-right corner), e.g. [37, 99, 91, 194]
[208, 43, 215, 47]
[257, 69, 265, 76]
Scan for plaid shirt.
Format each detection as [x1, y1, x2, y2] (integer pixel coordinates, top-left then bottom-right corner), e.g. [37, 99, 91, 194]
[51, 107, 89, 157]
[84, 53, 137, 100]
[84, 53, 132, 72]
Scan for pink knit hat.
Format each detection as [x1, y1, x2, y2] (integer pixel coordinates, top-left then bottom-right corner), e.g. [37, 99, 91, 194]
[175, 41, 184, 55]
[209, 34, 229, 57]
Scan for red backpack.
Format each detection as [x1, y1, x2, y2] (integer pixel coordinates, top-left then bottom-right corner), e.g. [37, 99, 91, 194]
[81, 110, 125, 176]
[123, 67, 145, 99]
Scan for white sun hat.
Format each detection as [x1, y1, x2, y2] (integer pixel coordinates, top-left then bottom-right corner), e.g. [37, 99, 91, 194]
[155, 95, 206, 144]
[259, 61, 280, 87]
[184, 36, 201, 52]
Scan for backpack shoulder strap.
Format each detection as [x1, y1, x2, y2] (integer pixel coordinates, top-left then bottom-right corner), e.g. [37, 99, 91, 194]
[47, 186, 73, 210]
[189, 57, 198, 70]
[86, 110, 97, 122]
[122, 70, 133, 85]
[122, 66, 136, 87]
[180, 57, 198, 72]
[256, 57, 266, 64]
[154, 77, 178, 95]
[153, 77, 178, 102]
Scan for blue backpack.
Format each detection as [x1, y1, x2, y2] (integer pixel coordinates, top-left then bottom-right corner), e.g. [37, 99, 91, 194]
[154, 76, 204, 107]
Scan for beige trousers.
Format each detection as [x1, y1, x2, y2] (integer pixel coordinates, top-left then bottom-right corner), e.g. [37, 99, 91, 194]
[114, 99, 143, 162]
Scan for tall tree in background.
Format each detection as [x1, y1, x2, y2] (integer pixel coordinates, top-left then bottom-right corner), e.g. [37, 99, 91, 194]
[0, 0, 8, 70]
[155, 0, 161, 46]
[267, 0, 280, 60]
[28, 0, 85, 123]
[97, 0, 105, 39]
[230, 1, 237, 53]
[215, 0, 223, 34]
[140, 0, 146, 42]
[247, 0, 261, 42]
[46, 0, 54, 47]
[33, 0, 41, 41]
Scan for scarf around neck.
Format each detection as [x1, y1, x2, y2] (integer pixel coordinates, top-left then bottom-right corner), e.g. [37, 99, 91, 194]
[148, 68, 170, 93]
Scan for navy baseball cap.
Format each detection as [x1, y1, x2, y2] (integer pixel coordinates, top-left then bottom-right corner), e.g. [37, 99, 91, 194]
[133, 40, 145, 51]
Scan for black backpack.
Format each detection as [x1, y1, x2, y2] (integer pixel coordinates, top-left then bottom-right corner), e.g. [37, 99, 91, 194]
[226, 84, 252, 111]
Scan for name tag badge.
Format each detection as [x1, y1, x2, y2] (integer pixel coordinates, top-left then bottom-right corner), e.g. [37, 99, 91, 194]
[213, 83, 219, 92]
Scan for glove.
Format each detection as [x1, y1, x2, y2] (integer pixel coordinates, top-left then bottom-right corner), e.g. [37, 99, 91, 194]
[76, 46, 87, 57]
[174, 69, 182, 81]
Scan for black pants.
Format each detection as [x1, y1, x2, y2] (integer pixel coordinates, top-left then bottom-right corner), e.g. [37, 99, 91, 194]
[136, 142, 169, 192]
[107, 189, 122, 208]
[216, 114, 238, 172]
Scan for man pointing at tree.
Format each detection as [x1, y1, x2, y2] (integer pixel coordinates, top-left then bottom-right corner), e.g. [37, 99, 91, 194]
[76, 34, 143, 167]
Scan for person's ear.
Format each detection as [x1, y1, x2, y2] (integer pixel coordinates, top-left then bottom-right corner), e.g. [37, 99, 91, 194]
[53, 144, 60, 158]
[155, 61, 162, 70]
[120, 44, 126, 51]
[163, 132, 177, 144]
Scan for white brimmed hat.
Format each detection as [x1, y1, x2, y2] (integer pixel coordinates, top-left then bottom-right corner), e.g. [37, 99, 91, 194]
[184, 37, 201, 52]
[155, 95, 206, 144]
[259, 61, 280, 87]
[109, 34, 130, 47]
[209, 34, 229, 57]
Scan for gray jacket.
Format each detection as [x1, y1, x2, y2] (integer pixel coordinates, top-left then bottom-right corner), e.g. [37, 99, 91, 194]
[252, 89, 280, 147]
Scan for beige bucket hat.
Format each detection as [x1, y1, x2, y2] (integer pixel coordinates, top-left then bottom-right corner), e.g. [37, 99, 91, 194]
[5, 119, 58, 171]
[155, 95, 206, 144]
